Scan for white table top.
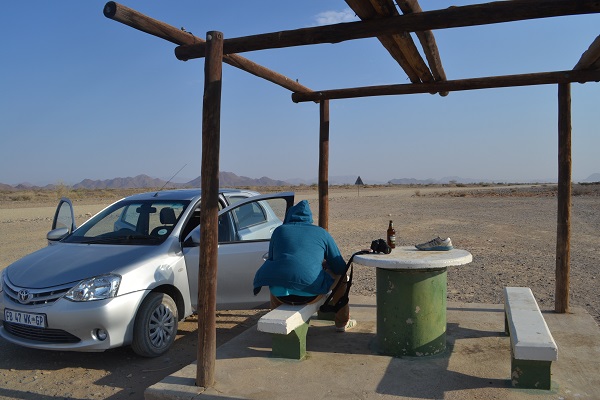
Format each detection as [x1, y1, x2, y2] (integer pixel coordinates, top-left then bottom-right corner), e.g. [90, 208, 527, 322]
[353, 246, 473, 270]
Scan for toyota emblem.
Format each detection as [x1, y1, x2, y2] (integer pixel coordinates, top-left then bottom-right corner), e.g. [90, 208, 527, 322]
[18, 289, 33, 304]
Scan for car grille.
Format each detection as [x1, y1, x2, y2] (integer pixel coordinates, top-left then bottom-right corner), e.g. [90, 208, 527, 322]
[3, 321, 80, 343]
[2, 275, 73, 306]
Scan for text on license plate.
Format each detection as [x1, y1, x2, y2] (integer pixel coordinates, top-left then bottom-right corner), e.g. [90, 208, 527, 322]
[4, 309, 46, 328]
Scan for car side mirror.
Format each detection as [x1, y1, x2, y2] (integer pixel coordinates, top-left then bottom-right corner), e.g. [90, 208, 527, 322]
[47, 227, 70, 242]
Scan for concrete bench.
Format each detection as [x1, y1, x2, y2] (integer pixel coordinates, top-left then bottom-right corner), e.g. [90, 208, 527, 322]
[504, 287, 558, 390]
[257, 296, 328, 360]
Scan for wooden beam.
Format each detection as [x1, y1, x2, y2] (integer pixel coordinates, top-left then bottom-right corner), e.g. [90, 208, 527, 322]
[345, 0, 432, 84]
[175, 0, 600, 60]
[103, 1, 199, 46]
[291, 69, 600, 102]
[345, 0, 418, 83]
[555, 83, 571, 314]
[103, 1, 313, 94]
[319, 100, 330, 230]
[395, 0, 448, 96]
[197, 31, 223, 388]
[369, 0, 434, 84]
[574, 35, 600, 70]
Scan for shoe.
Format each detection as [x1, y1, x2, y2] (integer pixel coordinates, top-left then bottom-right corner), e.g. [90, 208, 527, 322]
[336, 319, 357, 332]
[415, 236, 453, 251]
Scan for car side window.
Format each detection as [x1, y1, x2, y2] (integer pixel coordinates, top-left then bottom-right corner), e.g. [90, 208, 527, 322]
[184, 196, 290, 246]
[229, 197, 288, 242]
[226, 195, 249, 205]
[233, 202, 267, 230]
[182, 200, 227, 243]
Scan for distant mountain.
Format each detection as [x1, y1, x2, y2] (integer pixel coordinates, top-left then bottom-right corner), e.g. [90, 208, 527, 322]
[285, 175, 387, 185]
[582, 173, 600, 183]
[72, 174, 167, 189]
[284, 177, 313, 185]
[388, 176, 498, 185]
[387, 176, 544, 185]
[14, 183, 36, 190]
[4, 171, 588, 191]
[0, 172, 292, 191]
[327, 175, 386, 185]
[388, 177, 438, 185]
[186, 172, 289, 187]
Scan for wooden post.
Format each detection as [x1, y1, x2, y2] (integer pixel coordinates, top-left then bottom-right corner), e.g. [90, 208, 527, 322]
[555, 83, 571, 314]
[318, 100, 330, 230]
[197, 31, 223, 387]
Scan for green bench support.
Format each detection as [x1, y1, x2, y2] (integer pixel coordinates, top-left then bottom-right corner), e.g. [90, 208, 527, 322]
[504, 287, 558, 390]
[257, 296, 327, 360]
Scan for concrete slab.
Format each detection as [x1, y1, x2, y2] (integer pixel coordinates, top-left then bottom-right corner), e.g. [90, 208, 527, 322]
[146, 296, 600, 400]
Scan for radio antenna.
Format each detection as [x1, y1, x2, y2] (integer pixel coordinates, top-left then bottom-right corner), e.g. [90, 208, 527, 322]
[154, 164, 187, 197]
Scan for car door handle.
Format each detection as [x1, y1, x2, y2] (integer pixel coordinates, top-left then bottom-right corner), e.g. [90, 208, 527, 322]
[262, 252, 269, 261]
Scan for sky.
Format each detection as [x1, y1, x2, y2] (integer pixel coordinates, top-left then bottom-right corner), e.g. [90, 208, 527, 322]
[1, 1, 599, 185]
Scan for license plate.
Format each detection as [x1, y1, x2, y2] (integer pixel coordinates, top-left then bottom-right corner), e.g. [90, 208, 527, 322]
[4, 309, 46, 328]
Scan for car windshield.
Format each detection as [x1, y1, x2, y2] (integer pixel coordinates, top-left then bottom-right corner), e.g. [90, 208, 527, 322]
[63, 199, 190, 245]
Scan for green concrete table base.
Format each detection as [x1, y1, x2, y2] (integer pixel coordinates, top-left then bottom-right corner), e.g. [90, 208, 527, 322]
[511, 358, 552, 390]
[271, 322, 310, 360]
[376, 268, 447, 357]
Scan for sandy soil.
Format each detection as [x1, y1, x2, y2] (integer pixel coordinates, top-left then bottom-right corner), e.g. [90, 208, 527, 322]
[0, 184, 598, 399]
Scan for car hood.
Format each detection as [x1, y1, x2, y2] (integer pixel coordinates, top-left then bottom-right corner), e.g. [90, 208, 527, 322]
[6, 243, 158, 289]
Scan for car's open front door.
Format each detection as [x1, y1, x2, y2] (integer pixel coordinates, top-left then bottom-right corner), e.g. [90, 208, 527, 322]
[182, 192, 294, 310]
[47, 197, 76, 245]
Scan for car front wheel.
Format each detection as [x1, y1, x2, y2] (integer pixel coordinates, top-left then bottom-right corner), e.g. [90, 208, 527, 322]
[131, 292, 178, 357]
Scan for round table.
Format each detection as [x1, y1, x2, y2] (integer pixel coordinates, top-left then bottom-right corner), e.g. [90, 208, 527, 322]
[354, 246, 472, 357]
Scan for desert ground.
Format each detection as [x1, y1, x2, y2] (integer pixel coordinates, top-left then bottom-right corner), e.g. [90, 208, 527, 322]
[0, 183, 598, 399]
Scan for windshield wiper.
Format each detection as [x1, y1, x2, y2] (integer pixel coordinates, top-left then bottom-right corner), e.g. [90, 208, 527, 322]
[72, 235, 162, 245]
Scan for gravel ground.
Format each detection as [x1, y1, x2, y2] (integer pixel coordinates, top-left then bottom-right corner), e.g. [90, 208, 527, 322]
[319, 185, 600, 321]
[0, 184, 598, 399]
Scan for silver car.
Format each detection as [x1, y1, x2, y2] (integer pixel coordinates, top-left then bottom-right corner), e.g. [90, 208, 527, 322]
[0, 189, 294, 357]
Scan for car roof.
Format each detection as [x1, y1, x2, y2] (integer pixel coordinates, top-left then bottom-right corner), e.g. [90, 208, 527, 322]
[122, 188, 259, 202]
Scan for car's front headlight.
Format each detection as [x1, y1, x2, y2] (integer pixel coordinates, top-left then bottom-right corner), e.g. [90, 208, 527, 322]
[65, 274, 121, 302]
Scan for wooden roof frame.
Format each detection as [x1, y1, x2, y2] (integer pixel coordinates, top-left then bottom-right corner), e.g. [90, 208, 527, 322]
[104, 0, 600, 387]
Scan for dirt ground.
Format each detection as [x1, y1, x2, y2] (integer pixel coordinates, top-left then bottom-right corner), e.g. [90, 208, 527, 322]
[0, 184, 598, 399]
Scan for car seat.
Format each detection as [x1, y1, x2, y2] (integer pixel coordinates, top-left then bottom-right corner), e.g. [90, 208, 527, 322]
[150, 207, 177, 237]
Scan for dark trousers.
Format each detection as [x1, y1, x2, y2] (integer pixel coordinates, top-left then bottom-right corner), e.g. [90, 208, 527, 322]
[270, 273, 350, 329]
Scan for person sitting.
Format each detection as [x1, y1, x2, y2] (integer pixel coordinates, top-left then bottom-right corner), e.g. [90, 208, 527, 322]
[253, 200, 356, 332]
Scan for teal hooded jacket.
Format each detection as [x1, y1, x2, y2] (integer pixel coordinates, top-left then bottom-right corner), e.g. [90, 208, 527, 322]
[253, 200, 346, 295]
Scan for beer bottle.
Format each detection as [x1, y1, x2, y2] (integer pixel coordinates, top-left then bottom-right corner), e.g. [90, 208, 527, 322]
[387, 220, 396, 249]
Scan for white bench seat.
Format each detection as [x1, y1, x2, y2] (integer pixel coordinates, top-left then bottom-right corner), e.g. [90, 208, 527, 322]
[257, 296, 328, 359]
[504, 287, 558, 390]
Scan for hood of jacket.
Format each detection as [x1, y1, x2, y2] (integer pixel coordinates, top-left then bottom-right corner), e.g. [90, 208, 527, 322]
[284, 200, 313, 224]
